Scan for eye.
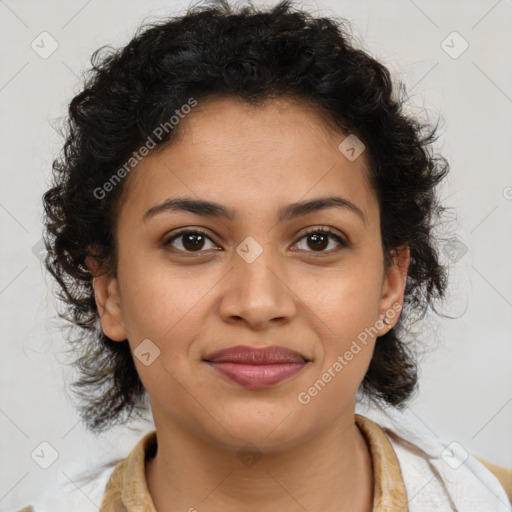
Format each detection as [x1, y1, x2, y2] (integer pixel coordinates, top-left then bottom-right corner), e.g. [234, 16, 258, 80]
[163, 229, 219, 254]
[163, 226, 349, 256]
[292, 227, 348, 255]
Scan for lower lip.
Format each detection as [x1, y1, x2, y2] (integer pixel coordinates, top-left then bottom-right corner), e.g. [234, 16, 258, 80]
[205, 361, 308, 389]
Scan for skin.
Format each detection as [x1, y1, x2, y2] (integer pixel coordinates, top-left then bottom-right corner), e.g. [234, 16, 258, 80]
[88, 96, 409, 512]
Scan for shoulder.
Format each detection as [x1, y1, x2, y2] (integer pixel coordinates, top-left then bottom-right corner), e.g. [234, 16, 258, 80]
[14, 429, 157, 512]
[388, 430, 511, 511]
[358, 404, 512, 511]
[12, 465, 114, 512]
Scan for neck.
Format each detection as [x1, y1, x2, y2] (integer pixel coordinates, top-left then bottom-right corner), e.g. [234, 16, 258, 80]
[146, 412, 374, 512]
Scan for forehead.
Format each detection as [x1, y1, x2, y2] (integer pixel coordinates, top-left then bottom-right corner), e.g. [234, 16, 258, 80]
[171, 95, 354, 156]
[117, 96, 377, 224]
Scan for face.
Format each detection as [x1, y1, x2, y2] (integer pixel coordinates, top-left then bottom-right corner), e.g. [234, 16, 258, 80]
[90, 96, 409, 451]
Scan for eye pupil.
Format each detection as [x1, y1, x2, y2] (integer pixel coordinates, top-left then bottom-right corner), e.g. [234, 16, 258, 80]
[167, 229, 344, 256]
[183, 233, 205, 251]
[308, 233, 328, 251]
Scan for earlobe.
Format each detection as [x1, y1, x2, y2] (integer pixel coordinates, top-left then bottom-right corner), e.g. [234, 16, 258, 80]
[379, 244, 410, 333]
[86, 256, 128, 342]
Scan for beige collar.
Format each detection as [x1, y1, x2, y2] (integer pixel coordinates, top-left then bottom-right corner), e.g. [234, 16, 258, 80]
[99, 414, 408, 511]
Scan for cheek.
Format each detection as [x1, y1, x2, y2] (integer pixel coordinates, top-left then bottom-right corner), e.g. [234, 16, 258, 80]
[117, 246, 208, 330]
[301, 259, 383, 378]
[307, 258, 384, 330]
[296, 287, 380, 413]
[116, 256, 215, 400]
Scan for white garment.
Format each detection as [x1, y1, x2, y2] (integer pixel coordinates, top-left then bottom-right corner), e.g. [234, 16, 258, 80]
[13, 405, 511, 511]
[359, 403, 511, 511]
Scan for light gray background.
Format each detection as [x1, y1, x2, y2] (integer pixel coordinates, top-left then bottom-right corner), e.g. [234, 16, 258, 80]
[1, 0, 511, 509]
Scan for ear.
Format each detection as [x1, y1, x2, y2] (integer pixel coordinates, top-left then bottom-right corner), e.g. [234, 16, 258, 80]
[85, 256, 128, 342]
[378, 244, 410, 334]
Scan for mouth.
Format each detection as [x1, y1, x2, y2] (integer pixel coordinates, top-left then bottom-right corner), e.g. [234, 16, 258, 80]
[203, 345, 310, 390]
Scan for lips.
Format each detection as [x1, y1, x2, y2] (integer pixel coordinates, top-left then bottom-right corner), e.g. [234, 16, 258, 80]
[203, 345, 310, 389]
[204, 345, 309, 364]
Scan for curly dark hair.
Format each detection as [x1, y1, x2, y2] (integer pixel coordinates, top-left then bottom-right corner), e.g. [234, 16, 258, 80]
[43, 0, 449, 434]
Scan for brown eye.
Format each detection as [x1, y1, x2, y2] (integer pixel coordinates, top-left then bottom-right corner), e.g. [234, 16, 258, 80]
[294, 227, 348, 254]
[164, 230, 217, 253]
[305, 232, 329, 251]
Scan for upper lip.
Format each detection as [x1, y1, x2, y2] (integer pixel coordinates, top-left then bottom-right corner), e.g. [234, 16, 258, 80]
[203, 345, 309, 364]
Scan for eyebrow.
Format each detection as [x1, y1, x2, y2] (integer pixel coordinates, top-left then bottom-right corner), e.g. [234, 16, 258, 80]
[143, 195, 366, 224]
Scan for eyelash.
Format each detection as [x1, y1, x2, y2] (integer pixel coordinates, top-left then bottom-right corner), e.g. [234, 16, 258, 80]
[162, 226, 349, 257]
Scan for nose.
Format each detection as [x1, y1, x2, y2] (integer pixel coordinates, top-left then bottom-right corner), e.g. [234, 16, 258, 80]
[218, 248, 297, 330]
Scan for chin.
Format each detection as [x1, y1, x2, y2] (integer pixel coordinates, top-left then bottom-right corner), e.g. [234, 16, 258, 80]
[203, 406, 310, 452]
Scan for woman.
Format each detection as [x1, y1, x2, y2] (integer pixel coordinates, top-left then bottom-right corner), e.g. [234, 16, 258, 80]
[19, 0, 510, 510]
